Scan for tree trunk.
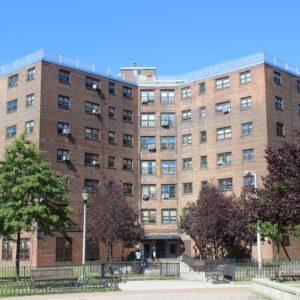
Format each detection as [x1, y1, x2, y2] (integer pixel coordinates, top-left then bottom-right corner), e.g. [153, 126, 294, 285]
[280, 240, 291, 261]
[15, 229, 21, 281]
[110, 244, 113, 261]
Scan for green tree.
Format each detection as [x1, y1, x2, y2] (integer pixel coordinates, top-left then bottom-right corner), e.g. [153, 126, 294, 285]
[0, 134, 73, 279]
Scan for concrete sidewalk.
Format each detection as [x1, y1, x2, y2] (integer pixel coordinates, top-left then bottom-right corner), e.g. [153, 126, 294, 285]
[4, 280, 261, 300]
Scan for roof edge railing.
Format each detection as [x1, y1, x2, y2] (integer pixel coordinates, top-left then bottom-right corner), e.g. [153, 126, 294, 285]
[1, 50, 299, 86]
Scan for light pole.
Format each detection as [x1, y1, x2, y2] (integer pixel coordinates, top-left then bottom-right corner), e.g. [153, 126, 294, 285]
[81, 190, 89, 279]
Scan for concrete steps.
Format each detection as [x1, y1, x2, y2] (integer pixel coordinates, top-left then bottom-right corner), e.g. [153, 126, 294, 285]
[180, 262, 206, 281]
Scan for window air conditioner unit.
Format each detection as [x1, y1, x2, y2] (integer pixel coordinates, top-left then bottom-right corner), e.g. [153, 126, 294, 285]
[92, 160, 100, 167]
[92, 83, 100, 90]
[223, 107, 231, 114]
[92, 108, 100, 115]
[142, 194, 149, 200]
[162, 193, 169, 199]
[62, 128, 70, 135]
[217, 160, 223, 165]
[161, 120, 169, 128]
[62, 155, 70, 162]
[148, 144, 156, 152]
[141, 99, 148, 105]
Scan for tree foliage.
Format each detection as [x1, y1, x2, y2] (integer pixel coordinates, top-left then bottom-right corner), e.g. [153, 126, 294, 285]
[87, 181, 144, 261]
[0, 134, 72, 279]
[243, 137, 300, 259]
[180, 184, 254, 259]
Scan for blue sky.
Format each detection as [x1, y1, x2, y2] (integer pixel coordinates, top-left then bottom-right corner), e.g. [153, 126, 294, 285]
[1, 0, 299, 76]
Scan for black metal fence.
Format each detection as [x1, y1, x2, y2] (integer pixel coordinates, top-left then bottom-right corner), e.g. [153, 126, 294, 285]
[0, 261, 180, 297]
[182, 255, 300, 282]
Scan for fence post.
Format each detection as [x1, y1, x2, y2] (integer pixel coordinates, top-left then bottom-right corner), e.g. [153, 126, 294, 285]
[100, 263, 105, 278]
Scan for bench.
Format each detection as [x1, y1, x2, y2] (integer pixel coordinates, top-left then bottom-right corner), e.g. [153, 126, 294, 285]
[205, 264, 226, 281]
[278, 265, 300, 280]
[31, 268, 78, 283]
[189, 261, 204, 273]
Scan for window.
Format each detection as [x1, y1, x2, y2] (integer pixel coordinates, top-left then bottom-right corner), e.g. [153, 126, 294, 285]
[141, 185, 156, 200]
[183, 182, 193, 194]
[2, 241, 12, 260]
[218, 178, 233, 190]
[217, 127, 231, 140]
[217, 152, 232, 165]
[215, 77, 229, 90]
[240, 71, 251, 84]
[199, 82, 206, 94]
[298, 104, 300, 116]
[141, 113, 155, 127]
[123, 183, 133, 195]
[26, 94, 35, 107]
[162, 209, 177, 224]
[142, 210, 156, 224]
[20, 239, 30, 261]
[85, 127, 99, 140]
[59, 69, 70, 83]
[141, 136, 156, 150]
[6, 125, 16, 139]
[275, 96, 283, 110]
[123, 134, 133, 147]
[108, 106, 116, 119]
[216, 101, 231, 114]
[242, 122, 253, 136]
[243, 148, 254, 161]
[123, 158, 133, 170]
[240, 96, 252, 110]
[7, 99, 17, 113]
[123, 110, 133, 122]
[141, 90, 155, 104]
[201, 181, 208, 189]
[85, 102, 100, 114]
[8, 74, 18, 88]
[243, 173, 255, 187]
[108, 131, 116, 144]
[84, 179, 99, 192]
[160, 113, 175, 127]
[276, 122, 285, 136]
[183, 158, 192, 171]
[182, 133, 192, 145]
[200, 131, 207, 143]
[58, 95, 70, 109]
[160, 90, 175, 104]
[108, 156, 115, 168]
[161, 184, 176, 199]
[199, 106, 207, 118]
[123, 86, 133, 98]
[141, 161, 155, 175]
[27, 67, 36, 81]
[57, 122, 70, 135]
[170, 244, 176, 254]
[84, 153, 99, 166]
[109, 82, 116, 94]
[181, 86, 191, 99]
[200, 155, 208, 168]
[274, 71, 282, 85]
[297, 80, 300, 93]
[161, 160, 176, 175]
[86, 77, 100, 89]
[56, 237, 72, 261]
[161, 136, 175, 150]
[57, 149, 69, 161]
[25, 120, 34, 134]
[282, 235, 290, 247]
[182, 110, 192, 121]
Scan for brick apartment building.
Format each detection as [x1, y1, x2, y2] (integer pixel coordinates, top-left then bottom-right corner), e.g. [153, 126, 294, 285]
[0, 50, 299, 266]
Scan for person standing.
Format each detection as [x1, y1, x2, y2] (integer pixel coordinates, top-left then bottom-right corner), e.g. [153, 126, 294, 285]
[152, 246, 157, 262]
[135, 249, 141, 261]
